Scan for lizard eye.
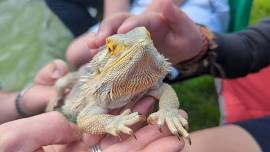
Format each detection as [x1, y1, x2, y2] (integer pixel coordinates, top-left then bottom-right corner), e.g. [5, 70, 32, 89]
[106, 38, 128, 55]
[106, 38, 117, 55]
[108, 43, 116, 54]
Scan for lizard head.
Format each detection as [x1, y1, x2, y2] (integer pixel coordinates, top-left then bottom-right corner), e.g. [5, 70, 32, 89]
[102, 26, 170, 75]
[91, 27, 170, 99]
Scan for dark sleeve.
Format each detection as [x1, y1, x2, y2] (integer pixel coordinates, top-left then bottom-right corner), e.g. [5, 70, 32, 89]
[210, 18, 270, 78]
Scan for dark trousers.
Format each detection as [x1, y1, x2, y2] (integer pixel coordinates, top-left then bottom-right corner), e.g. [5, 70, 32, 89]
[45, 0, 103, 37]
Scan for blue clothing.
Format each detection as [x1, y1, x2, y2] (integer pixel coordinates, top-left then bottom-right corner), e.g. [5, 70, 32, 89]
[130, 0, 230, 32]
[90, 0, 229, 33]
[235, 116, 270, 152]
[181, 0, 229, 32]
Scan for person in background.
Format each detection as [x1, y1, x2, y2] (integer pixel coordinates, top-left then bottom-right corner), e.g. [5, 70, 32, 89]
[44, 0, 131, 37]
[44, 0, 102, 37]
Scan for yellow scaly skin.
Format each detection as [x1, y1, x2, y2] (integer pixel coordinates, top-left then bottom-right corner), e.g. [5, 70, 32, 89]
[46, 27, 190, 142]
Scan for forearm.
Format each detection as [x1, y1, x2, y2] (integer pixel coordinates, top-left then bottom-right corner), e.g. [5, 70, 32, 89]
[0, 92, 21, 124]
[104, 0, 129, 18]
[145, 0, 185, 12]
[210, 18, 270, 78]
[0, 112, 81, 152]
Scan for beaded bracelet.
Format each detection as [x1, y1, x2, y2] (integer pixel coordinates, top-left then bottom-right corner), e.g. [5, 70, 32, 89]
[15, 83, 32, 117]
[173, 25, 218, 79]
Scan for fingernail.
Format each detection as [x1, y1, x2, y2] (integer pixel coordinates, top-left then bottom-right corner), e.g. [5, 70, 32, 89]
[96, 30, 108, 46]
[51, 60, 67, 79]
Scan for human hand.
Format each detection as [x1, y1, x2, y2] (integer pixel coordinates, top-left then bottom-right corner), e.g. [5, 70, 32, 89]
[82, 97, 187, 152]
[0, 112, 81, 152]
[91, 0, 203, 64]
[40, 96, 157, 152]
[66, 12, 133, 69]
[20, 60, 68, 116]
[66, 32, 98, 69]
[92, 125, 185, 152]
[89, 98, 188, 152]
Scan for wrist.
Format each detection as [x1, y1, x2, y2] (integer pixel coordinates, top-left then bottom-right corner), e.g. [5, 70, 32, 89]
[174, 25, 217, 79]
[178, 25, 214, 64]
[15, 84, 33, 118]
[0, 92, 21, 124]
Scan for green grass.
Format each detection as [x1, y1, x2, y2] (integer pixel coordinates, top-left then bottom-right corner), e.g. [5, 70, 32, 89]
[0, 0, 73, 91]
[173, 76, 219, 131]
[250, 0, 270, 23]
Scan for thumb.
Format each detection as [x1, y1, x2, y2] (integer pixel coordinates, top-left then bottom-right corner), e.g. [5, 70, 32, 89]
[0, 112, 81, 152]
[160, 0, 189, 33]
[34, 60, 69, 85]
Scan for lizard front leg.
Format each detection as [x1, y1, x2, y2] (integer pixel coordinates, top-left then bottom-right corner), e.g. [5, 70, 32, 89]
[147, 83, 190, 143]
[46, 72, 78, 112]
[77, 104, 144, 137]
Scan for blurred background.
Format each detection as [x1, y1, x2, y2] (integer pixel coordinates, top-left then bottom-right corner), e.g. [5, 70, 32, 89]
[0, 0, 269, 131]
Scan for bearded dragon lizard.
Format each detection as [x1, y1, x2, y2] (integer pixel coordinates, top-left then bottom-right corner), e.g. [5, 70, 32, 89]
[46, 27, 190, 142]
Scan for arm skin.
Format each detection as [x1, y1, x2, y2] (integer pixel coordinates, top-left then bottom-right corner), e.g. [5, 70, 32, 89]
[0, 92, 21, 124]
[0, 112, 81, 152]
[104, 0, 130, 18]
[0, 60, 67, 124]
[210, 18, 270, 78]
[0, 86, 55, 125]
[146, 0, 185, 12]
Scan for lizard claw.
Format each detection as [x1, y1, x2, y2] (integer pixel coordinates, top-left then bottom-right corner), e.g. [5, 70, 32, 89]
[106, 110, 142, 138]
[173, 131, 182, 141]
[129, 130, 137, 140]
[158, 124, 163, 133]
[187, 135, 192, 145]
[147, 109, 190, 144]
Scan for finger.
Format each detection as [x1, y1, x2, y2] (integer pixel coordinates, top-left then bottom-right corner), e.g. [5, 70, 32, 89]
[132, 96, 156, 117]
[109, 107, 123, 115]
[87, 32, 101, 59]
[117, 13, 169, 50]
[60, 141, 90, 152]
[103, 125, 172, 152]
[34, 148, 45, 152]
[0, 112, 81, 152]
[39, 145, 66, 152]
[66, 33, 96, 69]
[87, 32, 99, 49]
[95, 13, 132, 47]
[117, 13, 165, 35]
[117, 15, 151, 34]
[33, 60, 68, 85]
[160, 0, 196, 34]
[21, 85, 56, 115]
[82, 134, 105, 148]
[142, 135, 185, 152]
[129, 96, 155, 130]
